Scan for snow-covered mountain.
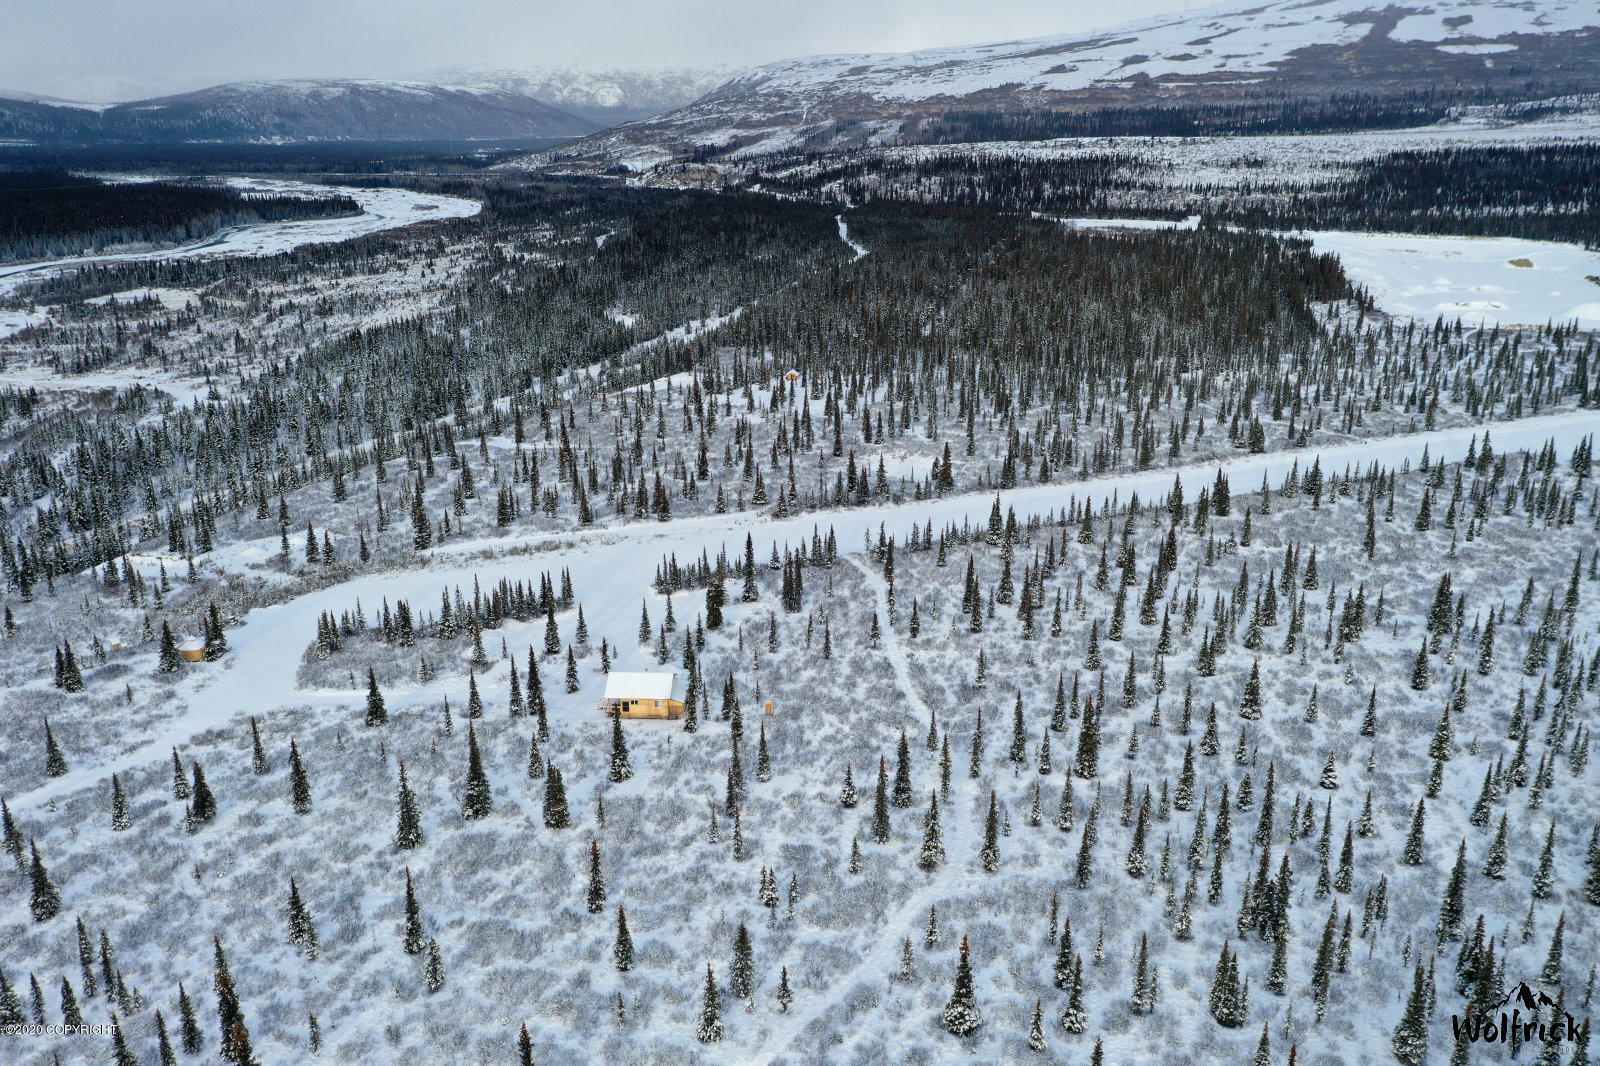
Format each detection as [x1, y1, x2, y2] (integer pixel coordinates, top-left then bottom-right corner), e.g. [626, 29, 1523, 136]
[530, 0, 1600, 167]
[0, 79, 597, 146]
[425, 65, 739, 125]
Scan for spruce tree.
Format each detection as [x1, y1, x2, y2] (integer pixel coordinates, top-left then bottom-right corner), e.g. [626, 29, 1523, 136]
[613, 906, 635, 971]
[731, 921, 755, 999]
[587, 840, 607, 913]
[980, 790, 1001, 872]
[110, 773, 130, 831]
[42, 718, 67, 777]
[543, 765, 571, 829]
[697, 964, 724, 1043]
[289, 739, 312, 815]
[157, 621, 183, 673]
[461, 724, 492, 819]
[942, 935, 983, 1036]
[1392, 963, 1431, 1065]
[918, 792, 946, 870]
[425, 939, 445, 994]
[285, 877, 319, 960]
[213, 937, 255, 1065]
[1060, 954, 1088, 1033]
[1402, 798, 1427, 864]
[609, 714, 634, 782]
[177, 981, 202, 1052]
[365, 668, 387, 726]
[28, 840, 58, 922]
[402, 869, 425, 955]
[396, 761, 424, 849]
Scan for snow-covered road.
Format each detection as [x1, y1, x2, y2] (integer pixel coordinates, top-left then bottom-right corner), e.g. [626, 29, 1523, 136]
[15, 407, 1600, 815]
[0, 177, 482, 301]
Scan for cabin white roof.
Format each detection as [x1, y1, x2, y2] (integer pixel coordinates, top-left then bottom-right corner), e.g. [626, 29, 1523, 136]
[603, 671, 682, 701]
[177, 638, 205, 651]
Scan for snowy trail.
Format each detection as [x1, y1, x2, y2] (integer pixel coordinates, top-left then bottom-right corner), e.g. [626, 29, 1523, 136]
[836, 214, 869, 261]
[13, 406, 1600, 815]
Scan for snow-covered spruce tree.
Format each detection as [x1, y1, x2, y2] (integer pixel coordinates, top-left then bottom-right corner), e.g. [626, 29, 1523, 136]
[365, 667, 387, 726]
[613, 906, 634, 971]
[425, 938, 445, 994]
[980, 790, 1001, 872]
[42, 718, 67, 777]
[871, 756, 891, 843]
[587, 841, 607, 914]
[288, 739, 312, 815]
[1208, 941, 1245, 1027]
[28, 841, 59, 922]
[157, 621, 183, 674]
[285, 877, 319, 960]
[918, 792, 946, 870]
[177, 982, 202, 1053]
[893, 730, 915, 806]
[1238, 660, 1262, 720]
[609, 713, 634, 782]
[187, 761, 217, 828]
[1060, 954, 1088, 1033]
[942, 935, 983, 1036]
[1401, 798, 1427, 864]
[213, 937, 255, 1065]
[543, 765, 571, 829]
[697, 964, 724, 1043]
[396, 762, 423, 849]
[730, 921, 756, 999]
[839, 763, 858, 808]
[402, 869, 425, 955]
[109, 774, 130, 831]
[1391, 963, 1431, 1065]
[461, 724, 492, 820]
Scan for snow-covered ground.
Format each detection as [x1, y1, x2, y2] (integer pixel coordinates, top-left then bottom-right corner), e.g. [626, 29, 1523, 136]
[1297, 229, 1600, 329]
[0, 178, 481, 301]
[15, 406, 1597, 816]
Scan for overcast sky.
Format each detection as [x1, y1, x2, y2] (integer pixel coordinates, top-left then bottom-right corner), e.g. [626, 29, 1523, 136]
[0, 0, 1207, 101]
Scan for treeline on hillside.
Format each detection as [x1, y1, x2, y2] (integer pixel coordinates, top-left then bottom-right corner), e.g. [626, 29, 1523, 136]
[770, 143, 1600, 247]
[912, 90, 1481, 142]
[0, 170, 360, 262]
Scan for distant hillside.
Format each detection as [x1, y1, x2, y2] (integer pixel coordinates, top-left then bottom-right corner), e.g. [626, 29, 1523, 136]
[0, 79, 597, 146]
[524, 0, 1600, 167]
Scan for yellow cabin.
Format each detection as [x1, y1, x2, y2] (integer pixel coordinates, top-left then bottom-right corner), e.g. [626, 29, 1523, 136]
[599, 671, 686, 719]
[177, 638, 206, 663]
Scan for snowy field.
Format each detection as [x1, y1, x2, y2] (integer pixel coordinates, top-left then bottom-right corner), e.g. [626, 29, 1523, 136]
[1050, 216, 1600, 329]
[1298, 230, 1600, 330]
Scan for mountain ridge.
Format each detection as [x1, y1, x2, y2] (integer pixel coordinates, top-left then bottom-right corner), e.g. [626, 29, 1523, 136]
[524, 0, 1600, 168]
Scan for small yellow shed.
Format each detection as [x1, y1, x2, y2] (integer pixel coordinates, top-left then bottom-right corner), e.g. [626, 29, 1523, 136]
[178, 638, 206, 663]
[599, 671, 686, 719]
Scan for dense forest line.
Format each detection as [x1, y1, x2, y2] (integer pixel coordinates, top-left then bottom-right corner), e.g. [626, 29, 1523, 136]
[764, 143, 1600, 248]
[911, 90, 1489, 142]
[0, 170, 360, 262]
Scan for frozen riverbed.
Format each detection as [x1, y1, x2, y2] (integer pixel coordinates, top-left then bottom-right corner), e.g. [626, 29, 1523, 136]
[0, 176, 482, 303]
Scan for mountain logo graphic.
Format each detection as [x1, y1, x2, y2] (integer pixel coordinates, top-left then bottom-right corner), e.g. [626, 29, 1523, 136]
[1487, 982, 1558, 1013]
